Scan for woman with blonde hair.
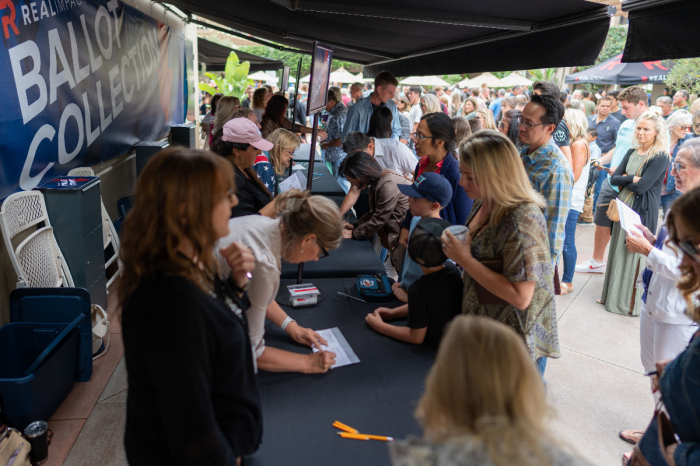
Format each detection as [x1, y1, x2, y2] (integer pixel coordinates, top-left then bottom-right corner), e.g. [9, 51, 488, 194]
[120, 148, 262, 464]
[420, 94, 441, 115]
[216, 189, 343, 373]
[251, 88, 268, 121]
[254, 128, 300, 196]
[560, 109, 591, 295]
[600, 110, 670, 316]
[441, 130, 559, 374]
[476, 108, 497, 130]
[629, 187, 700, 466]
[391, 315, 589, 466]
[451, 91, 462, 117]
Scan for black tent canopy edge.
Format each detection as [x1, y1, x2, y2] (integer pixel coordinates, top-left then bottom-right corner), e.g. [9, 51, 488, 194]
[197, 37, 284, 72]
[621, 0, 700, 62]
[166, 0, 613, 76]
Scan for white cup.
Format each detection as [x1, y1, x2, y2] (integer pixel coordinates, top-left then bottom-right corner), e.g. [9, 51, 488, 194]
[445, 225, 469, 242]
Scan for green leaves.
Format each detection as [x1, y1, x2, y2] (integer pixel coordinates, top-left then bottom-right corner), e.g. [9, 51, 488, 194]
[201, 53, 255, 99]
[665, 58, 700, 97]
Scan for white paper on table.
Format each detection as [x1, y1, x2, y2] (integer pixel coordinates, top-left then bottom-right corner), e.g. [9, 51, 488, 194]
[311, 327, 360, 369]
[278, 170, 308, 193]
[615, 199, 643, 237]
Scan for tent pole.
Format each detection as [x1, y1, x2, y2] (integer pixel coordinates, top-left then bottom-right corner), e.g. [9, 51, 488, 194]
[296, 111, 320, 284]
[289, 57, 303, 178]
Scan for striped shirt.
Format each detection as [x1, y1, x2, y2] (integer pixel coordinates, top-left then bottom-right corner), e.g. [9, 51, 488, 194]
[520, 138, 574, 264]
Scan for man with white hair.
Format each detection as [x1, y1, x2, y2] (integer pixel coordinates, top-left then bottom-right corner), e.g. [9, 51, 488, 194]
[656, 96, 674, 119]
[347, 82, 365, 110]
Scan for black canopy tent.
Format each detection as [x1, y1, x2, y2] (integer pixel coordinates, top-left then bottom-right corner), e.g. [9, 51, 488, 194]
[622, 0, 700, 62]
[197, 37, 284, 72]
[168, 0, 613, 76]
[565, 53, 673, 85]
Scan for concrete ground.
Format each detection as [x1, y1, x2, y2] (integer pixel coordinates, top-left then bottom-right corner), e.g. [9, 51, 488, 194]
[50, 223, 653, 466]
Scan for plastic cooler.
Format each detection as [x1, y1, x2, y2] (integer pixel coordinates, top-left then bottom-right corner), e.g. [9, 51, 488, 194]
[0, 314, 82, 429]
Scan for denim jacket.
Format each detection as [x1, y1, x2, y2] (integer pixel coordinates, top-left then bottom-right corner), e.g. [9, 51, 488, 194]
[637, 332, 700, 466]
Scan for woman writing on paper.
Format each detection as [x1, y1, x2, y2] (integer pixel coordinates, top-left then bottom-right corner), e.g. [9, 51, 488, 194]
[216, 189, 342, 373]
[600, 111, 669, 317]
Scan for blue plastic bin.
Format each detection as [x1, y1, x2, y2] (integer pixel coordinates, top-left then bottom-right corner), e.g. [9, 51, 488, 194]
[0, 314, 82, 429]
[10, 288, 92, 381]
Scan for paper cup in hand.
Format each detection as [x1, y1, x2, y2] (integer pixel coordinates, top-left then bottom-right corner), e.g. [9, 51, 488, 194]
[445, 225, 469, 242]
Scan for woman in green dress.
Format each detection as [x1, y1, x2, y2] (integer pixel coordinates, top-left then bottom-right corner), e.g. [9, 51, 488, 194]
[600, 111, 669, 316]
[441, 130, 559, 376]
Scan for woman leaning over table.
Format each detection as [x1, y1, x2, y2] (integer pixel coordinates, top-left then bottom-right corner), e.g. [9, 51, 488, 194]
[398, 112, 473, 249]
[600, 111, 670, 317]
[216, 189, 342, 373]
[628, 187, 700, 466]
[391, 316, 590, 466]
[260, 95, 327, 140]
[441, 130, 559, 375]
[120, 148, 261, 465]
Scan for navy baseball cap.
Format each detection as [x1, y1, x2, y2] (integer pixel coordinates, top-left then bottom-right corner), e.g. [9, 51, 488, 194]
[408, 217, 452, 267]
[398, 172, 453, 207]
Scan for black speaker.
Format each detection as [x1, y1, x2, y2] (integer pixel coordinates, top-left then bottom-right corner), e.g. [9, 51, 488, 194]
[171, 124, 196, 149]
[134, 140, 169, 176]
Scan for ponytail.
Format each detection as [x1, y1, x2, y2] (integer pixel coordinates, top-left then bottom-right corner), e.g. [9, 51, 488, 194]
[274, 189, 343, 260]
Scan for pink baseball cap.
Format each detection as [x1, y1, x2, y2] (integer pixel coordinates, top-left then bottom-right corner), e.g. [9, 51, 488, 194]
[222, 117, 274, 151]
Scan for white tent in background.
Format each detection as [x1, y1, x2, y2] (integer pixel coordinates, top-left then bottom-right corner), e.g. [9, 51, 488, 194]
[500, 72, 533, 87]
[356, 73, 373, 83]
[328, 67, 360, 83]
[299, 74, 310, 83]
[457, 72, 506, 88]
[399, 76, 451, 87]
[248, 71, 278, 83]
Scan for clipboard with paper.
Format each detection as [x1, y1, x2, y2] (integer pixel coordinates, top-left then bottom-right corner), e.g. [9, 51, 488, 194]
[278, 170, 308, 193]
[615, 199, 643, 236]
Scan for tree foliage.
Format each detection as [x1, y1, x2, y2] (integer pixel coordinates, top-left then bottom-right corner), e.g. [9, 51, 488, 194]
[199, 52, 254, 99]
[528, 68, 557, 82]
[665, 58, 700, 96]
[239, 45, 362, 80]
[595, 26, 628, 65]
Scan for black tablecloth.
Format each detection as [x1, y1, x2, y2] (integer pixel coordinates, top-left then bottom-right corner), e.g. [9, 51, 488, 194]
[249, 279, 437, 466]
[280, 237, 384, 279]
[287, 163, 346, 197]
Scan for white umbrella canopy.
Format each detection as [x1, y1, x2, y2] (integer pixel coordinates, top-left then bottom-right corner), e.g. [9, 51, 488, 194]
[300, 74, 310, 83]
[398, 75, 451, 87]
[456, 77, 474, 88]
[500, 72, 533, 87]
[248, 71, 278, 82]
[356, 73, 373, 83]
[328, 67, 360, 83]
[458, 72, 507, 88]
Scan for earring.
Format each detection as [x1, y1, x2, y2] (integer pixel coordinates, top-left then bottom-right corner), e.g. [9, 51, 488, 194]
[300, 248, 304, 253]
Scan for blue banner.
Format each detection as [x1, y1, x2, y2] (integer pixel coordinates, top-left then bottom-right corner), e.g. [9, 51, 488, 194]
[0, 0, 184, 199]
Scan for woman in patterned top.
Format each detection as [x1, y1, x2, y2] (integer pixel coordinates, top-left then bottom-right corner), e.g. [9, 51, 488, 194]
[441, 130, 560, 375]
[255, 128, 300, 197]
[390, 315, 590, 466]
[320, 89, 348, 189]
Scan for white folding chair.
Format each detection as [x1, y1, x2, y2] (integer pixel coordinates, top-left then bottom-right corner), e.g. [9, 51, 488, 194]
[0, 191, 74, 288]
[67, 168, 122, 288]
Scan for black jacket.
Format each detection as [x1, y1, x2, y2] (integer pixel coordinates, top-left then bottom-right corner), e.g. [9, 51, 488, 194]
[231, 166, 273, 218]
[122, 274, 262, 465]
[610, 149, 669, 233]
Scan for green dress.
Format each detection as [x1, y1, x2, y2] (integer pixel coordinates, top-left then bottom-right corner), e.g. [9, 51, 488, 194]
[600, 150, 647, 316]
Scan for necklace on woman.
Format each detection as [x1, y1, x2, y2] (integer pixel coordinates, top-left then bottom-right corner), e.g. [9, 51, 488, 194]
[199, 275, 244, 320]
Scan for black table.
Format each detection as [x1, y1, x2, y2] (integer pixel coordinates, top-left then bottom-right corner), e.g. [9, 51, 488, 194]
[292, 143, 322, 162]
[287, 163, 346, 197]
[280, 237, 384, 279]
[249, 279, 437, 466]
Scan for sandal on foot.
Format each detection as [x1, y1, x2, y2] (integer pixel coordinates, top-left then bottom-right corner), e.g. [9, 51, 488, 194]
[596, 299, 604, 304]
[560, 283, 574, 295]
[619, 429, 645, 445]
[622, 451, 633, 462]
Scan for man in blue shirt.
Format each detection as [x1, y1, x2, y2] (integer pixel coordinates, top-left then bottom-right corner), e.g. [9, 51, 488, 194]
[342, 71, 402, 141]
[489, 89, 506, 121]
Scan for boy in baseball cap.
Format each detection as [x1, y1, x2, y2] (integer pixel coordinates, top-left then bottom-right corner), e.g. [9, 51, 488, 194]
[365, 217, 463, 347]
[391, 172, 453, 303]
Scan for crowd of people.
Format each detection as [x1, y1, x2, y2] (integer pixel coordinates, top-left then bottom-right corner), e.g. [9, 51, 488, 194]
[121, 71, 700, 465]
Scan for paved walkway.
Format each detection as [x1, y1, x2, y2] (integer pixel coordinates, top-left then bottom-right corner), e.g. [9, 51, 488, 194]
[53, 224, 654, 466]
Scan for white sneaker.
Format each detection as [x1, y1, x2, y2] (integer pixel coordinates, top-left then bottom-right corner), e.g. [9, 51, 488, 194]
[575, 259, 606, 274]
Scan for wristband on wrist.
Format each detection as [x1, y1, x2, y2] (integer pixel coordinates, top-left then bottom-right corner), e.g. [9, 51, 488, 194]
[281, 316, 295, 331]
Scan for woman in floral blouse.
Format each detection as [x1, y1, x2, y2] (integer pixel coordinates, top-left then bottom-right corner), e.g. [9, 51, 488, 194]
[441, 130, 560, 375]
